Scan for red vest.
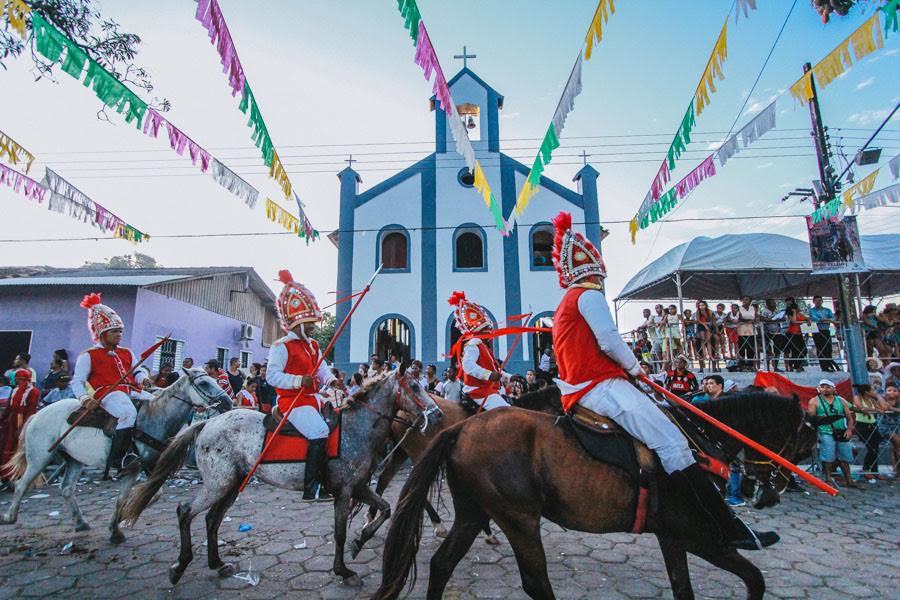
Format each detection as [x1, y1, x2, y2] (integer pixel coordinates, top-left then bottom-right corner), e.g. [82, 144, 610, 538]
[553, 287, 626, 411]
[86, 346, 139, 400]
[275, 338, 321, 412]
[461, 341, 501, 399]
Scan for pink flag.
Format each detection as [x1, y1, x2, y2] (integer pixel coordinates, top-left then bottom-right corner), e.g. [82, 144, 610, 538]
[196, 0, 245, 97]
[143, 108, 165, 138]
[675, 155, 716, 199]
[166, 122, 189, 155]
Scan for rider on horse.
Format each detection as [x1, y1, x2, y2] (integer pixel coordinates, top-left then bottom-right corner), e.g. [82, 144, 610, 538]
[71, 293, 153, 473]
[265, 270, 338, 502]
[449, 291, 510, 412]
[549, 211, 778, 551]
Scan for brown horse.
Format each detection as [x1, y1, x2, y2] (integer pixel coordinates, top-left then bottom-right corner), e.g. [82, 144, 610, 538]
[373, 391, 826, 600]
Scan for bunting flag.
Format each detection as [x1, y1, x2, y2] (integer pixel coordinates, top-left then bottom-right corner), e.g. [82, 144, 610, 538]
[210, 159, 259, 208]
[40, 168, 148, 242]
[3, 0, 30, 39]
[674, 155, 716, 199]
[396, 1, 507, 234]
[195, 0, 313, 235]
[0, 163, 46, 202]
[885, 0, 900, 36]
[293, 191, 320, 243]
[843, 168, 880, 208]
[811, 197, 844, 224]
[0, 129, 35, 173]
[141, 108, 212, 173]
[694, 22, 728, 116]
[890, 151, 900, 180]
[584, 0, 615, 60]
[788, 13, 886, 106]
[735, 0, 758, 22]
[265, 197, 312, 239]
[851, 182, 900, 212]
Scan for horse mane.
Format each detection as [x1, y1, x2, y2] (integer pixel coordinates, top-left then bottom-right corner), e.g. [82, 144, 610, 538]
[512, 385, 563, 414]
[692, 391, 801, 435]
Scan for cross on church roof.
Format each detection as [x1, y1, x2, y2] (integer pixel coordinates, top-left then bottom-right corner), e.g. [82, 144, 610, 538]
[345, 155, 356, 168]
[453, 46, 476, 69]
[580, 150, 591, 165]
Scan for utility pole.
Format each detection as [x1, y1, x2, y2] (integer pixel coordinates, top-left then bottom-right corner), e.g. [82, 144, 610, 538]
[802, 63, 866, 387]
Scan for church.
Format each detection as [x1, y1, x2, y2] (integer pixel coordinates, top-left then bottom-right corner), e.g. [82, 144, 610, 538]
[332, 63, 603, 375]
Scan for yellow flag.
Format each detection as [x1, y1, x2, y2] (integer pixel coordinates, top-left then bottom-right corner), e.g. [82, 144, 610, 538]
[584, 0, 616, 61]
[629, 218, 638, 244]
[265, 198, 278, 221]
[694, 21, 728, 116]
[849, 13, 884, 61]
[514, 181, 540, 217]
[5, 0, 31, 39]
[789, 72, 814, 106]
[843, 168, 880, 208]
[472, 162, 494, 208]
[813, 39, 853, 88]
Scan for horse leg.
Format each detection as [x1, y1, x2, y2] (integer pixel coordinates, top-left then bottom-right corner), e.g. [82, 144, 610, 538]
[656, 533, 694, 600]
[493, 514, 555, 600]
[426, 508, 487, 600]
[109, 470, 138, 544]
[690, 545, 765, 600]
[365, 448, 405, 528]
[59, 458, 90, 532]
[0, 443, 54, 525]
[169, 487, 220, 585]
[483, 522, 500, 545]
[425, 500, 447, 537]
[350, 486, 391, 559]
[206, 484, 239, 577]
[332, 491, 361, 586]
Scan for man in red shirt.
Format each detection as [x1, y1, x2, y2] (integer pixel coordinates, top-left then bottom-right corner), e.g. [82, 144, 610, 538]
[549, 211, 777, 551]
[71, 293, 152, 473]
[665, 356, 699, 399]
[203, 359, 234, 398]
[0, 369, 40, 484]
[448, 291, 509, 411]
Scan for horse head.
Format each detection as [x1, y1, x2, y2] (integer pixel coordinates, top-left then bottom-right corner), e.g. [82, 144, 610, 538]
[179, 367, 232, 414]
[390, 369, 443, 433]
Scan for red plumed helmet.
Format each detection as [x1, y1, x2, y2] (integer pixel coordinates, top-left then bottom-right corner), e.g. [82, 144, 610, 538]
[552, 210, 606, 288]
[80, 292, 125, 343]
[448, 290, 494, 335]
[80, 293, 102, 309]
[275, 269, 322, 332]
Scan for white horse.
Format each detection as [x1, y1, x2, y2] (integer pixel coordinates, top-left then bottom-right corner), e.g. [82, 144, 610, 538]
[0, 367, 230, 544]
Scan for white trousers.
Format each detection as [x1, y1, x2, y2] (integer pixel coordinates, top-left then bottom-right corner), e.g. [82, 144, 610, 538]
[579, 378, 695, 474]
[101, 391, 138, 430]
[287, 404, 329, 440]
[477, 393, 510, 411]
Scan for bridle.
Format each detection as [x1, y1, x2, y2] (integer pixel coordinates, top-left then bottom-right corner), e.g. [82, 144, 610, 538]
[742, 410, 808, 493]
[354, 372, 439, 434]
[170, 369, 230, 413]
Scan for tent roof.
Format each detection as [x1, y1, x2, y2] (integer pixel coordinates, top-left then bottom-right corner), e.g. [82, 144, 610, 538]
[615, 233, 900, 302]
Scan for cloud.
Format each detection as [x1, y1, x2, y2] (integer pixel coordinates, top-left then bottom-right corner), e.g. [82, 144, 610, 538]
[855, 77, 875, 91]
[499, 112, 520, 121]
[757, 162, 773, 169]
[743, 91, 783, 116]
[847, 108, 900, 126]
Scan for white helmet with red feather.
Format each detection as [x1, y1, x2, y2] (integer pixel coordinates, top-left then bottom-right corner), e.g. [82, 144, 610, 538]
[552, 211, 607, 288]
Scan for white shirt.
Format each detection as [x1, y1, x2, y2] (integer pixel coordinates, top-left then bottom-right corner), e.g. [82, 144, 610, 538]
[71, 345, 149, 398]
[235, 389, 257, 408]
[461, 339, 509, 394]
[265, 331, 335, 390]
[441, 379, 462, 402]
[538, 353, 551, 371]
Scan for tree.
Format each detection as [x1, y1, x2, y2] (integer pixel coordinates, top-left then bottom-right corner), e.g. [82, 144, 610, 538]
[83, 253, 159, 269]
[312, 312, 337, 362]
[2, 1, 169, 114]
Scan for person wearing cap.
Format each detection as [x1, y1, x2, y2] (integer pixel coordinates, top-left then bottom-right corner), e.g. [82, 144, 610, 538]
[448, 291, 510, 412]
[0, 369, 40, 483]
[806, 379, 861, 489]
[203, 359, 234, 399]
[71, 293, 153, 474]
[41, 374, 76, 407]
[664, 355, 699, 399]
[549, 211, 777, 551]
[265, 270, 340, 501]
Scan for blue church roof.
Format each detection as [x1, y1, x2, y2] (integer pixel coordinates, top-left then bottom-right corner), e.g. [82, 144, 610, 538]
[430, 67, 504, 109]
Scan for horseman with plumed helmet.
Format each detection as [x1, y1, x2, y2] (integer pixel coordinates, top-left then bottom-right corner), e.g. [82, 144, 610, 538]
[549, 211, 778, 551]
[448, 291, 510, 411]
[265, 270, 339, 501]
[71, 293, 153, 474]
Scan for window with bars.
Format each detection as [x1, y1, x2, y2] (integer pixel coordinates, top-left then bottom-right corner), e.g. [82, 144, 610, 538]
[152, 337, 184, 373]
[216, 347, 229, 368]
[240, 350, 252, 369]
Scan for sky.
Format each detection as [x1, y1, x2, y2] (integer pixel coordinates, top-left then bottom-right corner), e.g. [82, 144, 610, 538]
[1, 0, 898, 329]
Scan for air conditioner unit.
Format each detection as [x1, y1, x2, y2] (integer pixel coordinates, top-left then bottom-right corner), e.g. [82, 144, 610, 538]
[239, 324, 255, 341]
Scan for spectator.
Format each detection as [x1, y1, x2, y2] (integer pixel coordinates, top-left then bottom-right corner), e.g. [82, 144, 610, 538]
[807, 379, 860, 488]
[537, 347, 553, 381]
[154, 363, 175, 387]
[651, 304, 667, 368]
[41, 358, 66, 398]
[357, 363, 369, 379]
[441, 369, 462, 402]
[702, 374, 725, 402]
[759, 299, 785, 372]
[663, 305, 683, 363]
[723, 380, 739, 393]
[525, 369, 539, 392]
[4, 354, 37, 387]
[694, 300, 717, 372]
[227, 357, 244, 395]
[257, 363, 276, 414]
[41, 374, 76, 407]
[724, 303, 741, 362]
[234, 380, 258, 409]
[347, 372, 364, 396]
[182, 357, 194, 370]
[885, 362, 900, 388]
[877, 383, 900, 478]
[665, 356, 698, 399]
[736, 296, 758, 371]
[389, 353, 401, 371]
[409, 360, 424, 387]
[371, 358, 386, 374]
[424, 364, 440, 393]
[866, 359, 885, 393]
[852, 384, 887, 478]
[682, 309, 697, 364]
[204, 359, 233, 398]
[247, 362, 262, 387]
[713, 303, 728, 361]
[633, 330, 652, 366]
[784, 305, 809, 372]
[0, 375, 11, 407]
[809, 296, 838, 372]
[0, 369, 39, 485]
[53, 349, 71, 374]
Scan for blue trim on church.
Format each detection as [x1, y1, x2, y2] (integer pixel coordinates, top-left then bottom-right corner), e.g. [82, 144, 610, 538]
[528, 221, 555, 271]
[334, 167, 360, 366]
[369, 313, 416, 362]
[574, 164, 602, 248]
[433, 67, 505, 106]
[452, 223, 488, 273]
[420, 155, 437, 363]
[499, 154, 524, 364]
[356, 155, 435, 207]
[503, 154, 584, 208]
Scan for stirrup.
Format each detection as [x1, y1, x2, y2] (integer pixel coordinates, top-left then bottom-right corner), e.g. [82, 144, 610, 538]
[730, 519, 779, 551]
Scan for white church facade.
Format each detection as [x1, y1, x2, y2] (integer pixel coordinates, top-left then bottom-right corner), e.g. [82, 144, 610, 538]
[332, 66, 603, 375]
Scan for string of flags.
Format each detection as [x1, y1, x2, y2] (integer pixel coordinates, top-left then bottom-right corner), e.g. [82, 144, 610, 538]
[812, 150, 900, 221]
[396, 0, 507, 234]
[30, 12, 260, 210]
[0, 129, 35, 173]
[507, 0, 613, 227]
[196, 0, 318, 241]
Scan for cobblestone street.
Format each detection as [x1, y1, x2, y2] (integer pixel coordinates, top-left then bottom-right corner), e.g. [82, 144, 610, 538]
[0, 467, 896, 599]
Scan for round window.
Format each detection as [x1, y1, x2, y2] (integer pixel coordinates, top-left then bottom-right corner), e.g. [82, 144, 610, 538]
[457, 168, 475, 188]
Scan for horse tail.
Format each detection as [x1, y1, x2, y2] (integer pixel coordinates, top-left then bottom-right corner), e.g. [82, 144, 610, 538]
[1, 415, 39, 487]
[372, 423, 463, 600]
[121, 420, 207, 525]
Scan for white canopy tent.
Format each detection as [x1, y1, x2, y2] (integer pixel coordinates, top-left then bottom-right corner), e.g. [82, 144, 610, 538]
[614, 233, 900, 309]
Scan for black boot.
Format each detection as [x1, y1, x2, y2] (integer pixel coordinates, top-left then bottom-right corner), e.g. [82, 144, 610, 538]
[671, 463, 779, 551]
[302, 439, 332, 502]
[107, 428, 140, 475]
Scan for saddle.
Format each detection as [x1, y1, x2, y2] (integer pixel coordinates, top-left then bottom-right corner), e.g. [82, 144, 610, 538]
[566, 403, 658, 484]
[264, 403, 341, 438]
[66, 405, 118, 438]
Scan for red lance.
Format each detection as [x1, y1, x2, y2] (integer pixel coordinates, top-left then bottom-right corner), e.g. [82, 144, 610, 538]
[238, 266, 382, 493]
[49, 335, 171, 453]
[639, 374, 839, 497]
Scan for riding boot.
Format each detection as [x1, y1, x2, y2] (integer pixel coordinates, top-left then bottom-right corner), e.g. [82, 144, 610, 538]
[671, 463, 779, 551]
[107, 428, 140, 475]
[302, 439, 333, 502]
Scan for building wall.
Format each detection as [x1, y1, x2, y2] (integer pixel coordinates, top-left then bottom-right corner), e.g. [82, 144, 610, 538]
[0, 286, 138, 377]
[147, 272, 268, 327]
[132, 288, 269, 369]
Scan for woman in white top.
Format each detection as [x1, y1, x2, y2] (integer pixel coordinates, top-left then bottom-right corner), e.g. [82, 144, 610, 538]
[234, 380, 258, 409]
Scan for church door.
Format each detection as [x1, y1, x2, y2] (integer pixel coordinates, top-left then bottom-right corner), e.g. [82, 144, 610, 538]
[531, 315, 554, 372]
[373, 317, 412, 365]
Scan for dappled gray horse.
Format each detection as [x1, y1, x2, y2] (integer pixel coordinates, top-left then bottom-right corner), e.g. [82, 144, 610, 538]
[0, 368, 230, 543]
[122, 369, 442, 586]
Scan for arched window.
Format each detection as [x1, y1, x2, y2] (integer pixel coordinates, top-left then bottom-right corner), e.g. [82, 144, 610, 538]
[377, 226, 410, 272]
[370, 315, 414, 365]
[530, 223, 554, 270]
[453, 224, 487, 271]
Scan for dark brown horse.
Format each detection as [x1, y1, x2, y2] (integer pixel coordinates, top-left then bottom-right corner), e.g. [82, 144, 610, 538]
[373, 391, 826, 600]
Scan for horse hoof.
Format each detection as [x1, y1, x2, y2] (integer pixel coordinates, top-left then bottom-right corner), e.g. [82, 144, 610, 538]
[109, 531, 125, 544]
[433, 524, 448, 538]
[349, 540, 362, 559]
[75, 522, 91, 532]
[0, 516, 15, 526]
[484, 534, 501, 546]
[169, 564, 185, 585]
[342, 574, 362, 587]
[216, 563, 236, 578]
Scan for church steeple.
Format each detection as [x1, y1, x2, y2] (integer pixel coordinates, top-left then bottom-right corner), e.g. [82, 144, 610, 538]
[432, 61, 504, 154]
